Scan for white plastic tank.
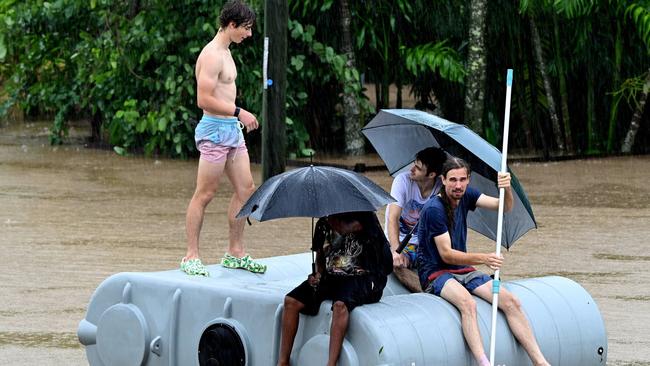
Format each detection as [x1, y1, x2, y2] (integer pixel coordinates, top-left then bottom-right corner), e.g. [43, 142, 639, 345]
[78, 253, 607, 365]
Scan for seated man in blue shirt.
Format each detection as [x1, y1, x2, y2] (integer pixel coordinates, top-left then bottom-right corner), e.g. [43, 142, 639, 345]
[417, 157, 550, 366]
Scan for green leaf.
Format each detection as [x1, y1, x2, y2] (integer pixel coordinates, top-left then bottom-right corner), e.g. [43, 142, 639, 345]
[158, 117, 168, 131]
[356, 27, 366, 49]
[320, 0, 333, 11]
[113, 146, 126, 156]
[312, 42, 324, 54]
[0, 36, 6, 61]
[333, 56, 345, 73]
[291, 56, 304, 71]
[325, 46, 334, 61]
[305, 25, 316, 37]
[291, 22, 304, 39]
[136, 118, 147, 133]
[301, 148, 315, 157]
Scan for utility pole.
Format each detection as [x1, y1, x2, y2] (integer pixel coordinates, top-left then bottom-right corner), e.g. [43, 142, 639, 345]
[261, 0, 288, 181]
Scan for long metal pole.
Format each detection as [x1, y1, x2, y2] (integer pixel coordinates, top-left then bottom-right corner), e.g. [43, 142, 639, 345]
[489, 69, 513, 366]
[261, 0, 287, 182]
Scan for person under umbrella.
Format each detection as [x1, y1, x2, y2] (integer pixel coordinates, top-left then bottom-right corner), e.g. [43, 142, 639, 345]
[236, 165, 395, 365]
[385, 146, 447, 292]
[276, 211, 393, 366]
[416, 157, 550, 366]
[362, 109, 537, 249]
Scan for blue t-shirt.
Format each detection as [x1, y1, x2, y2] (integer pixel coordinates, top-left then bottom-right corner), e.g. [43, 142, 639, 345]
[416, 187, 482, 287]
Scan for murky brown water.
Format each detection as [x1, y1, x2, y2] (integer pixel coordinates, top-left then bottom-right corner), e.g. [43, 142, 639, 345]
[1, 121, 649, 365]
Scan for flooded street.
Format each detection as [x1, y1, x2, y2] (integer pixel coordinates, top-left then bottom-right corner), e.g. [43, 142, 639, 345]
[1, 121, 649, 365]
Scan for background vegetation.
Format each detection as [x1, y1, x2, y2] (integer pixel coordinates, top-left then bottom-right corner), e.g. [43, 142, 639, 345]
[1, 0, 649, 159]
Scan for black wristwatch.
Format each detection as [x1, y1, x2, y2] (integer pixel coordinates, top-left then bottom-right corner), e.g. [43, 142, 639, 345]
[234, 107, 241, 117]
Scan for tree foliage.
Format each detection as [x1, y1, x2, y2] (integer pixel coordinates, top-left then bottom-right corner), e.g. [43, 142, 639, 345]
[1, 0, 649, 157]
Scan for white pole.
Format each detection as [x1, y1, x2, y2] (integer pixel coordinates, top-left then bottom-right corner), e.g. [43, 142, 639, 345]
[489, 69, 513, 366]
[263, 37, 269, 90]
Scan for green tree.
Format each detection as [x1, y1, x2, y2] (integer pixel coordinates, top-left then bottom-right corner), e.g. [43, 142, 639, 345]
[339, 0, 364, 155]
[465, 0, 488, 134]
[621, 1, 650, 152]
[520, 0, 565, 154]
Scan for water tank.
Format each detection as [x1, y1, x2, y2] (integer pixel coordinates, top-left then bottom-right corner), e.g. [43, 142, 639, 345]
[78, 253, 607, 365]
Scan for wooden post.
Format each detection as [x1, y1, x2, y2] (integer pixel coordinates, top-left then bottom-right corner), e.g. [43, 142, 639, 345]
[261, 0, 288, 181]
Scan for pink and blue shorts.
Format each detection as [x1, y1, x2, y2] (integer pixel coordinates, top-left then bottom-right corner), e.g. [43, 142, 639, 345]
[195, 115, 247, 164]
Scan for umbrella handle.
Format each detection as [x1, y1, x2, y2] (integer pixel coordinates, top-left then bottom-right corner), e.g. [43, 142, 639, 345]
[395, 234, 411, 254]
[395, 222, 418, 254]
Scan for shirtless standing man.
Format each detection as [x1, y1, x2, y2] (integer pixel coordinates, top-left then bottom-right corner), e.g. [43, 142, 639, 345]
[181, 0, 266, 276]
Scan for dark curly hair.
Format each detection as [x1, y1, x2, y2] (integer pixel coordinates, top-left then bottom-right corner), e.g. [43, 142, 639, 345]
[415, 147, 447, 176]
[219, 1, 256, 29]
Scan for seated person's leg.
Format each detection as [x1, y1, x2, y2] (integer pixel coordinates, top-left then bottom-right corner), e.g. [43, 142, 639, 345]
[393, 244, 422, 292]
[473, 285, 549, 366]
[393, 267, 422, 292]
[434, 274, 488, 366]
[278, 281, 323, 366]
[328, 300, 350, 366]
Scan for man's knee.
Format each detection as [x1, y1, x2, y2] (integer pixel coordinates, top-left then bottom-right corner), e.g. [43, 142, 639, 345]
[456, 295, 477, 316]
[332, 301, 349, 315]
[246, 182, 255, 199]
[193, 188, 216, 205]
[284, 296, 303, 312]
[244, 181, 255, 196]
[499, 292, 522, 314]
[235, 181, 255, 200]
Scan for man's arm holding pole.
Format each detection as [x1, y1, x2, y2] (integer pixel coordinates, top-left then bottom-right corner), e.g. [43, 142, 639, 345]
[434, 232, 503, 270]
[475, 173, 513, 212]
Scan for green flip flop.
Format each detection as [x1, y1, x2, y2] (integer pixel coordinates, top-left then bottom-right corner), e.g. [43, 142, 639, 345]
[180, 258, 210, 277]
[221, 253, 267, 273]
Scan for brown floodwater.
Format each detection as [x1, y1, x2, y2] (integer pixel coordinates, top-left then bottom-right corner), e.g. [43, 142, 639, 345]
[1, 120, 649, 365]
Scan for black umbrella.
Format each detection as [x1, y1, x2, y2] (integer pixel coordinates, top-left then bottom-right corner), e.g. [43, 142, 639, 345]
[362, 109, 536, 249]
[236, 165, 395, 272]
[237, 165, 395, 221]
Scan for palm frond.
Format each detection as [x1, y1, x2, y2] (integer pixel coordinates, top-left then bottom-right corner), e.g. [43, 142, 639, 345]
[403, 41, 466, 83]
[626, 2, 650, 53]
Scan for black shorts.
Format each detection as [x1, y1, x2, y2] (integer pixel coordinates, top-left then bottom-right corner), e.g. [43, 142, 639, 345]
[286, 275, 383, 316]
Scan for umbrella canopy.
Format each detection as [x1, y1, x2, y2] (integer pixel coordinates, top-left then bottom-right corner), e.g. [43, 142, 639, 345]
[237, 165, 395, 221]
[362, 109, 536, 249]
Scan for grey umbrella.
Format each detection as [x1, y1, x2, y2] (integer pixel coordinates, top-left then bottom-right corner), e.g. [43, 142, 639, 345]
[362, 109, 536, 249]
[237, 165, 395, 274]
[237, 165, 395, 221]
